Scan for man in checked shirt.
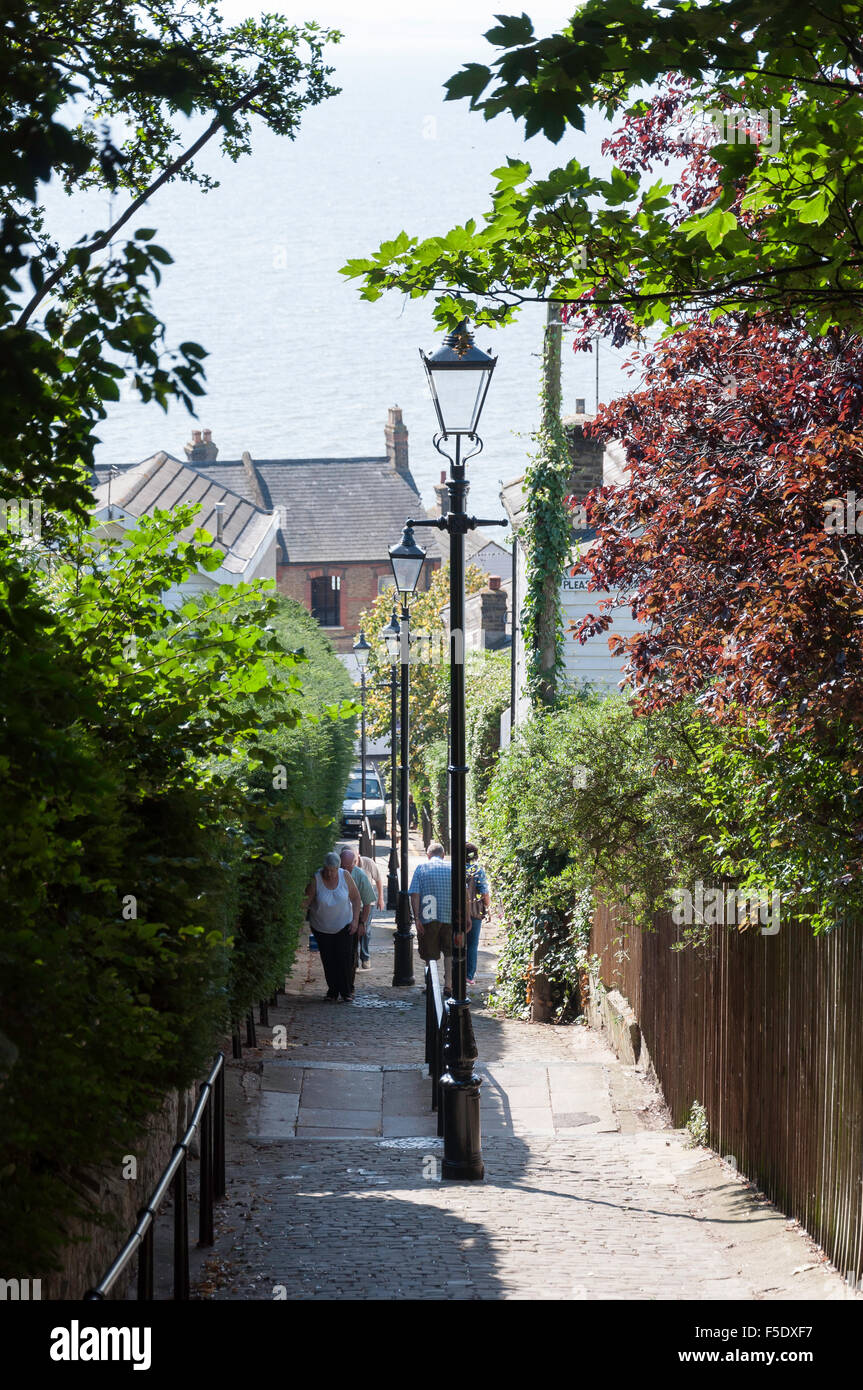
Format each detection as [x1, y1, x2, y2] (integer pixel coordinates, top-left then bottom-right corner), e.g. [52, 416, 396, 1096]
[409, 842, 453, 996]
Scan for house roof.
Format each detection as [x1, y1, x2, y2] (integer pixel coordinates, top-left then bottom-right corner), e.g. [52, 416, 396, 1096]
[97, 454, 443, 566]
[245, 457, 442, 564]
[92, 453, 276, 575]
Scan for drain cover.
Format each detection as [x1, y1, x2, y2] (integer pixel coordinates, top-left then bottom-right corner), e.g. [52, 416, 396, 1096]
[352, 993, 414, 1011]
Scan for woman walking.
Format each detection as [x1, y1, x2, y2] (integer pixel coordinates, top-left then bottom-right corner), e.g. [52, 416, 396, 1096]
[465, 842, 491, 987]
[303, 852, 362, 1002]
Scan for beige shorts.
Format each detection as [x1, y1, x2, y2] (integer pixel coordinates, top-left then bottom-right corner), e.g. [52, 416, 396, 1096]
[417, 919, 452, 961]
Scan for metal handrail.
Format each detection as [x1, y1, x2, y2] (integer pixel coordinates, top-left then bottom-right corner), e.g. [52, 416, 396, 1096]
[84, 1051, 226, 1301]
[425, 960, 445, 1136]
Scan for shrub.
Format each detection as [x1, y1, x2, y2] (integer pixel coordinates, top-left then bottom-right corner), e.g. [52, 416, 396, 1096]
[477, 689, 709, 1017]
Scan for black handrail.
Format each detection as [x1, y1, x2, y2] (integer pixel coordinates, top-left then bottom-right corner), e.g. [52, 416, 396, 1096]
[84, 1052, 226, 1301]
[425, 960, 445, 1137]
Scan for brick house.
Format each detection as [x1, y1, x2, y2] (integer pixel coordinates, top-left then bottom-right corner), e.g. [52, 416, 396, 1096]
[97, 408, 441, 651]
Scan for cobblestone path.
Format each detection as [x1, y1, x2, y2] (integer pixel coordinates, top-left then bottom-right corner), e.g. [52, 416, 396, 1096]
[198, 879, 851, 1301]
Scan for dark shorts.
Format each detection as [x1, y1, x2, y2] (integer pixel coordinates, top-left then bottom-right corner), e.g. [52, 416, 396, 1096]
[417, 919, 452, 961]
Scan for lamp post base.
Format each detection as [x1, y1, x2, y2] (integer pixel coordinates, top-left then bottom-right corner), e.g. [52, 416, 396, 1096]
[392, 892, 415, 986]
[440, 998, 484, 1180]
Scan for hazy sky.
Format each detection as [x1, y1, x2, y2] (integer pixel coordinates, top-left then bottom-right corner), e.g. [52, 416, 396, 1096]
[220, 2, 574, 54]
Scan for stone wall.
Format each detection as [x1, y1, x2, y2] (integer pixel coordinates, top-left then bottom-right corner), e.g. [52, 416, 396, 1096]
[43, 1085, 198, 1300]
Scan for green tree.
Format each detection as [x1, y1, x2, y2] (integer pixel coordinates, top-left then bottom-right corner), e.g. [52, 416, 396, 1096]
[0, 1, 340, 535]
[342, 3, 863, 335]
[357, 564, 486, 807]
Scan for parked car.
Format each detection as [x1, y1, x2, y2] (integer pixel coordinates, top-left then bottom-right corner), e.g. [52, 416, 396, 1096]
[341, 767, 387, 837]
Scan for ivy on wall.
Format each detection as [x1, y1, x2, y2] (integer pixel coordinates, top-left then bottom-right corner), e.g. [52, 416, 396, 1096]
[520, 323, 573, 709]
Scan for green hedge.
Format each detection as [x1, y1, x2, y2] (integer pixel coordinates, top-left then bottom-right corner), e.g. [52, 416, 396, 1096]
[465, 650, 511, 830]
[420, 737, 450, 851]
[0, 516, 355, 1276]
[228, 599, 356, 1016]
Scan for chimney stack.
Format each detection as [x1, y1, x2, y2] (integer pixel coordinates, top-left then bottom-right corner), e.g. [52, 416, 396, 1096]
[434, 469, 449, 518]
[385, 406, 409, 474]
[184, 427, 218, 462]
[562, 408, 603, 521]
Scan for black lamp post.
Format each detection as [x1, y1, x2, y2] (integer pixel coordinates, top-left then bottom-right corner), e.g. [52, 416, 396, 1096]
[352, 630, 371, 847]
[410, 318, 504, 1182]
[381, 609, 401, 911]
[388, 524, 426, 987]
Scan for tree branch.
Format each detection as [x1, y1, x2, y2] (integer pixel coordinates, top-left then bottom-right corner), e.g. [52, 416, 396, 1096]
[17, 83, 264, 329]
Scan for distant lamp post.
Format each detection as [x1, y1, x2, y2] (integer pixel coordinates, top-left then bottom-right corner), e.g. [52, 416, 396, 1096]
[381, 608, 402, 910]
[352, 630, 371, 847]
[388, 524, 426, 986]
[411, 318, 503, 1182]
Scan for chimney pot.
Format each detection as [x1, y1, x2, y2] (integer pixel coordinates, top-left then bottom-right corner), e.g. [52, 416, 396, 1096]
[489, 576, 501, 590]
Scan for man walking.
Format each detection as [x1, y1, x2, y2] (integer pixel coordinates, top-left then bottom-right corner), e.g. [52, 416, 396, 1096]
[409, 842, 453, 995]
[340, 847, 377, 976]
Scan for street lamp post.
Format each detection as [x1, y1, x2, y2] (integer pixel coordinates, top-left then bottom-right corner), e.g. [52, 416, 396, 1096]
[388, 525, 426, 987]
[411, 318, 504, 1182]
[381, 609, 402, 911]
[352, 631, 371, 852]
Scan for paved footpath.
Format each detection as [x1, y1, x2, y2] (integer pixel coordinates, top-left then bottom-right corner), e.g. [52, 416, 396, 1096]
[197, 858, 854, 1301]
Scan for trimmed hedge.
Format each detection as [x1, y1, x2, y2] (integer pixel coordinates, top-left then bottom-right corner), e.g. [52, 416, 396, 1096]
[228, 599, 356, 1016]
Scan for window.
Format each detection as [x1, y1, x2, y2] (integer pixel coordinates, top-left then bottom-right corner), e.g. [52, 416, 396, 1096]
[310, 574, 341, 627]
[377, 574, 395, 596]
[345, 773, 383, 800]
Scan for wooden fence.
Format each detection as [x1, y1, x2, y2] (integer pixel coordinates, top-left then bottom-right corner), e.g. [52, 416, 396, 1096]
[591, 902, 863, 1281]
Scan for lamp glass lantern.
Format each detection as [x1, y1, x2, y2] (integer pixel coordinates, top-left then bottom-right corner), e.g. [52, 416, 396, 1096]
[388, 524, 426, 597]
[382, 610, 401, 665]
[419, 318, 497, 437]
[352, 630, 371, 672]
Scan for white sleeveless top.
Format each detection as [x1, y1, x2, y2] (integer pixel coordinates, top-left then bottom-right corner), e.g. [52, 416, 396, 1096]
[309, 869, 352, 934]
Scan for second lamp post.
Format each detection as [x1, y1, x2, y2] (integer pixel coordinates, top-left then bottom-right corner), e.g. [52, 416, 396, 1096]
[386, 525, 426, 988]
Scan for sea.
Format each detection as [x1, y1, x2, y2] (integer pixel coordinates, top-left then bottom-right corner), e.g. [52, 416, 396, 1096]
[39, 3, 639, 524]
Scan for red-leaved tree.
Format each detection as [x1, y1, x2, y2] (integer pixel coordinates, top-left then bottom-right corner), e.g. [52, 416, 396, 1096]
[576, 315, 863, 733]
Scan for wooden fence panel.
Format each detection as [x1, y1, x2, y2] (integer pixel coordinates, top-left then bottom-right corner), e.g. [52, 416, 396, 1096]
[591, 903, 863, 1281]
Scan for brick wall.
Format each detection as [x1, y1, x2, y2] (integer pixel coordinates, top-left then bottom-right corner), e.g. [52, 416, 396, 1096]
[278, 558, 440, 651]
[561, 413, 605, 505]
